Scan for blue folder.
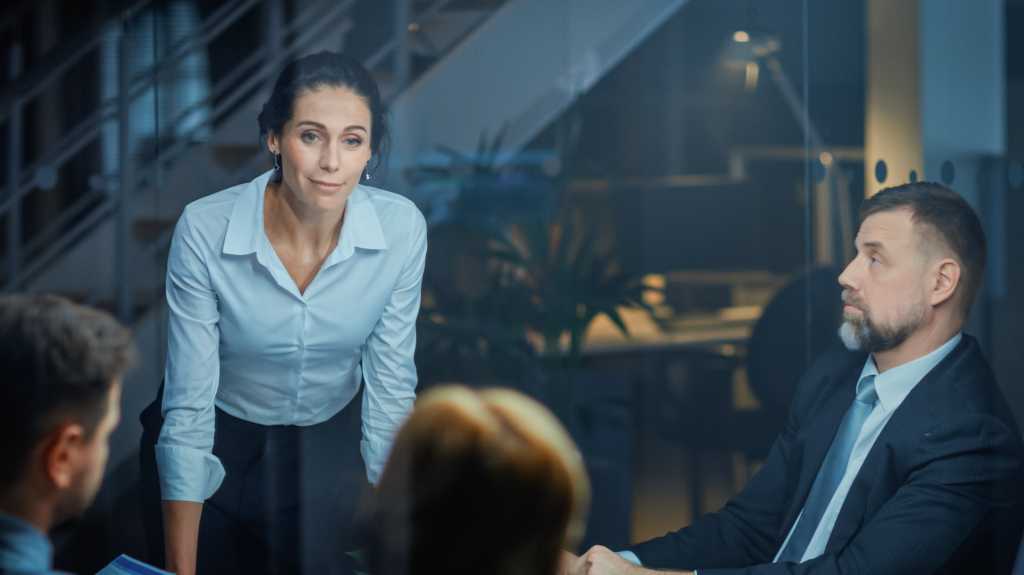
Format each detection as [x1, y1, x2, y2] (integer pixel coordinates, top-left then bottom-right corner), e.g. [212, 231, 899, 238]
[96, 554, 173, 575]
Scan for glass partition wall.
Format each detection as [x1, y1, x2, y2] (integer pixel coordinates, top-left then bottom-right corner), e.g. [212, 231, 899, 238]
[4, 0, 1021, 570]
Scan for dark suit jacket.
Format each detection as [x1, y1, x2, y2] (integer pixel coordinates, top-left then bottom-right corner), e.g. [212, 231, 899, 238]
[627, 334, 1024, 574]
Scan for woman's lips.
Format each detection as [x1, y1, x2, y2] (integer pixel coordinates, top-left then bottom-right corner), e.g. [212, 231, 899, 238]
[309, 178, 344, 189]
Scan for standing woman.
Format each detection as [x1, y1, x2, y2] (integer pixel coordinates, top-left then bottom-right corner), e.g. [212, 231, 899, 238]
[140, 51, 426, 575]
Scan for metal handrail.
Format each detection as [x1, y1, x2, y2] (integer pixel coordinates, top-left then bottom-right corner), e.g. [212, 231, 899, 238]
[0, 0, 260, 214]
[0, 0, 240, 124]
[132, 0, 354, 193]
[4, 0, 505, 299]
[2, 0, 259, 291]
[0, 0, 153, 39]
[4, 0, 351, 290]
[21, 187, 109, 261]
[0, 0, 149, 122]
[11, 195, 115, 289]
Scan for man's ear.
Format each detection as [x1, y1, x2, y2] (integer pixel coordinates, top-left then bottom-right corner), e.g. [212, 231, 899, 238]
[929, 258, 961, 308]
[41, 423, 86, 490]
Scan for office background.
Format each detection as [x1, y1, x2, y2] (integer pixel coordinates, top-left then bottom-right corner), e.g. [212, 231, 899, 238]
[1, 0, 1021, 569]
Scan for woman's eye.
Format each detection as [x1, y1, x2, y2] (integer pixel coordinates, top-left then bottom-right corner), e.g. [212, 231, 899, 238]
[344, 137, 363, 147]
[301, 131, 320, 143]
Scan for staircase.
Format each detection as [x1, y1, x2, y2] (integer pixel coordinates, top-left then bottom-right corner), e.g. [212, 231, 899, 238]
[1, 0, 511, 301]
[389, 0, 690, 180]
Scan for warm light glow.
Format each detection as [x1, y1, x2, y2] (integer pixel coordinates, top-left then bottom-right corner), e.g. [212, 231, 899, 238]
[744, 61, 760, 91]
[819, 151, 834, 166]
[733, 30, 750, 43]
[643, 274, 667, 289]
[642, 274, 666, 306]
[408, 22, 420, 32]
[643, 290, 665, 306]
[718, 305, 762, 322]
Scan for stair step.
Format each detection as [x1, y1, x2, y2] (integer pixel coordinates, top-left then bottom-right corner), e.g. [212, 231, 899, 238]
[437, 0, 506, 11]
[211, 144, 264, 174]
[133, 218, 177, 243]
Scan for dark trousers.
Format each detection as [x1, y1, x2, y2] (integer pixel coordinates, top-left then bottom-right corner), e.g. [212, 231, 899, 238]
[140, 385, 369, 574]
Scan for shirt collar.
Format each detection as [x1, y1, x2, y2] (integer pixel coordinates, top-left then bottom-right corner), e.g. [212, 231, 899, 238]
[0, 512, 53, 572]
[222, 171, 388, 259]
[327, 183, 388, 266]
[856, 332, 963, 413]
[223, 170, 273, 256]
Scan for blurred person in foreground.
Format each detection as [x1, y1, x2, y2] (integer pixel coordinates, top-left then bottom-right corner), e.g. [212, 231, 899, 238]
[0, 295, 136, 574]
[567, 182, 1024, 574]
[365, 385, 590, 575]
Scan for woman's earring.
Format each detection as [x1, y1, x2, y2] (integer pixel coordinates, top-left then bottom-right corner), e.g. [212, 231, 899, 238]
[273, 153, 281, 172]
[364, 172, 371, 181]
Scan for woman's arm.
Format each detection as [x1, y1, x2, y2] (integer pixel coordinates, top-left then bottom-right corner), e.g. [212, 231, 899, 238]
[359, 208, 427, 483]
[157, 210, 225, 573]
[162, 500, 203, 575]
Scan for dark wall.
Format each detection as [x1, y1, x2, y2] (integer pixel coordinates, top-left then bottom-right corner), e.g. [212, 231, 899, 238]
[992, 0, 1024, 426]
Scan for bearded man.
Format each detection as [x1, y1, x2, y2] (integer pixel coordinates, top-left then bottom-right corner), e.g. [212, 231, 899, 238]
[567, 182, 1024, 575]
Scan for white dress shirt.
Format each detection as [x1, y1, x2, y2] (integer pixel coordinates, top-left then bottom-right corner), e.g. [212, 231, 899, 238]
[156, 170, 427, 502]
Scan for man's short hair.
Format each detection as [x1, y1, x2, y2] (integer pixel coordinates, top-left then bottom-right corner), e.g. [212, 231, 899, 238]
[0, 294, 136, 486]
[860, 182, 987, 318]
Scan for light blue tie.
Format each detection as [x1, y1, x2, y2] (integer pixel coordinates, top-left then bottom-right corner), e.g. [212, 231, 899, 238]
[777, 375, 878, 563]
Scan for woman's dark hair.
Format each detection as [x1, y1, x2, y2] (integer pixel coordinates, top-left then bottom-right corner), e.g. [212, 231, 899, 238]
[258, 51, 389, 173]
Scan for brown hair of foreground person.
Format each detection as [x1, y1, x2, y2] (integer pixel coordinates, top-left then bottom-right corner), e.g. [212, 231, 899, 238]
[366, 385, 590, 575]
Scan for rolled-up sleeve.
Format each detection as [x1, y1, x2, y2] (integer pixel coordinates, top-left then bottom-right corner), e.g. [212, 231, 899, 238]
[360, 209, 427, 484]
[156, 210, 226, 502]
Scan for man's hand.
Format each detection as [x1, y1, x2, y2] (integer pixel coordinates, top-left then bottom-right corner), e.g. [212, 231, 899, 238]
[571, 546, 645, 575]
[559, 550, 580, 575]
[568, 546, 694, 575]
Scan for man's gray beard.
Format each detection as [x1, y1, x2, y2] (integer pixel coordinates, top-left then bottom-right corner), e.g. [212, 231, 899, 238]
[838, 308, 923, 353]
[839, 320, 864, 351]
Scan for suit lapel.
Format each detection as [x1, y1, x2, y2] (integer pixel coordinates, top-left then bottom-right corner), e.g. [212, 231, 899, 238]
[780, 365, 862, 536]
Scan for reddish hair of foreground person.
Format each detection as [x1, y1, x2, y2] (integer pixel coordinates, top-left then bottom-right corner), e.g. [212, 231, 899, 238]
[366, 385, 590, 575]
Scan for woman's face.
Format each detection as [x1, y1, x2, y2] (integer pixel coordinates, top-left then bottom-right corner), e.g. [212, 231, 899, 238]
[268, 85, 373, 213]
